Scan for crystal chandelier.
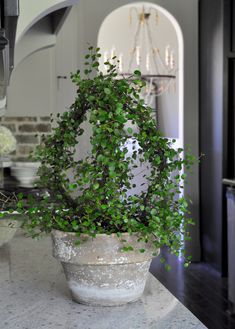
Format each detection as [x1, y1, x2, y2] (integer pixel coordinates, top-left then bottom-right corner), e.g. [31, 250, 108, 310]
[103, 5, 177, 105]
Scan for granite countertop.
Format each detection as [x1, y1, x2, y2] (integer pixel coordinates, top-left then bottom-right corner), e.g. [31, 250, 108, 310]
[0, 230, 207, 329]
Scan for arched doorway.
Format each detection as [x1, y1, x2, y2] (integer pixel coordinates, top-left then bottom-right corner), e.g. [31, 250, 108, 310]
[97, 2, 184, 146]
[97, 2, 184, 200]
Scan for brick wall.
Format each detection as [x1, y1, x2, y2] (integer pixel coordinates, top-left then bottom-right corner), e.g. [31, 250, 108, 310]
[0, 116, 51, 160]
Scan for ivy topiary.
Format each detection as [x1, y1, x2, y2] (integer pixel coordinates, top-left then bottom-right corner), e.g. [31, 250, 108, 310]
[20, 46, 195, 266]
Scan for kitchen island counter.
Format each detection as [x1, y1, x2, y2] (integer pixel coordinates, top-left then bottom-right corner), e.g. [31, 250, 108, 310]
[0, 230, 207, 329]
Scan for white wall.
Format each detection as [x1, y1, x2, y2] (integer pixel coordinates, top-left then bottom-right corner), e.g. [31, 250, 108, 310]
[15, 16, 56, 68]
[7, 47, 55, 116]
[54, 6, 79, 114]
[7, 6, 79, 117]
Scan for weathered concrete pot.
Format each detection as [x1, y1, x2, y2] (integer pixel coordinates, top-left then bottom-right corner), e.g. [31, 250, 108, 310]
[51, 229, 157, 306]
[0, 214, 22, 247]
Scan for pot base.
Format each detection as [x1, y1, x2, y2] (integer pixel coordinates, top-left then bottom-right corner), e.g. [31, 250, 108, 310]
[62, 261, 151, 306]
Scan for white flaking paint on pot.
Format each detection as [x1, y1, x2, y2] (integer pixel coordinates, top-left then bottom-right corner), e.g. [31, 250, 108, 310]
[68, 280, 146, 306]
[52, 238, 77, 261]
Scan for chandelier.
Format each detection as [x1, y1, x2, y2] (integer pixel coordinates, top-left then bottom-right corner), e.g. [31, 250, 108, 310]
[103, 5, 177, 105]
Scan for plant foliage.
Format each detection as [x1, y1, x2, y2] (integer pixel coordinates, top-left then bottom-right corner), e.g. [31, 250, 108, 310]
[20, 46, 195, 265]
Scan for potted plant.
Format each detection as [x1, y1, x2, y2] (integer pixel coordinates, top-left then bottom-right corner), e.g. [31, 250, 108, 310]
[18, 47, 194, 306]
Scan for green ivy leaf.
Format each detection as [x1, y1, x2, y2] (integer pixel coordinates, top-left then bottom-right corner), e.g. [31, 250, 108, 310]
[134, 70, 141, 76]
[104, 88, 111, 95]
[94, 183, 99, 190]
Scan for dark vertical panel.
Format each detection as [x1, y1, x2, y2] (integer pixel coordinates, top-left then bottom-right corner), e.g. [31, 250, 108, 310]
[200, 0, 224, 273]
[227, 60, 235, 178]
[232, 0, 235, 52]
[220, 0, 230, 278]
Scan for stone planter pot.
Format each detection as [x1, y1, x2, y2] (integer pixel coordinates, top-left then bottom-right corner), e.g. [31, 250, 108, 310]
[51, 229, 157, 306]
[0, 214, 22, 247]
[11, 162, 40, 187]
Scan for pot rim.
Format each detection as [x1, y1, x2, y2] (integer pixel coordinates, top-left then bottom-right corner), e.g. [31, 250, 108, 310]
[51, 228, 147, 238]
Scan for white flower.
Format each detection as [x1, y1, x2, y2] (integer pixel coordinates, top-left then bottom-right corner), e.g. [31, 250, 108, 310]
[0, 125, 17, 156]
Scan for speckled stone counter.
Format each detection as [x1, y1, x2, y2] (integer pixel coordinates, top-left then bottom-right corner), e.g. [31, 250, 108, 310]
[0, 230, 207, 329]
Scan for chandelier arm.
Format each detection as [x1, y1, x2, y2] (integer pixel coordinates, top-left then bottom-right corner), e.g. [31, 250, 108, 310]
[148, 26, 177, 76]
[157, 48, 176, 74]
[155, 79, 173, 96]
[129, 7, 139, 25]
[145, 19, 177, 98]
[145, 19, 165, 73]
[146, 77, 154, 105]
[128, 19, 142, 72]
[149, 7, 159, 24]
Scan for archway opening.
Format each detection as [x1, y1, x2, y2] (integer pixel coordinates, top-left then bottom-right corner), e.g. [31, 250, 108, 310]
[97, 2, 184, 204]
[97, 2, 184, 146]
